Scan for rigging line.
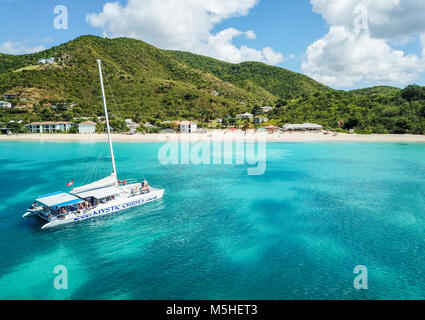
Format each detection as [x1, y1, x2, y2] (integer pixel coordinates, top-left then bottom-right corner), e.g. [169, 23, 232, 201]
[103, 70, 123, 120]
[82, 148, 98, 186]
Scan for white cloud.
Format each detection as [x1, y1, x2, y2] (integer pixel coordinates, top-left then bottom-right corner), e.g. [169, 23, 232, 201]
[302, 26, 424, 88]
[204, 28, 284, 64]
[303, 0, 425, 88]
[245, 30, 256, 40]
[86, 0, 284, 65]
[0, 41, 45, 55]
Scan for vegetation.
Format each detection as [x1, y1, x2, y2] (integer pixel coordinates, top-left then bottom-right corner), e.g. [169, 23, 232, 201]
[1, 35, 425, 134]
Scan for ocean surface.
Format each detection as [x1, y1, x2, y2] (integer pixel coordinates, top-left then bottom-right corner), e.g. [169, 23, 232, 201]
[1, 141, 425, 300]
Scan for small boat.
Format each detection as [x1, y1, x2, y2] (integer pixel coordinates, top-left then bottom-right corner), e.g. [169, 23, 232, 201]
[23, 60, 164, 230]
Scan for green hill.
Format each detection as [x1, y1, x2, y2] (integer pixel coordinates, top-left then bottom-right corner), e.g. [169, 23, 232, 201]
[166, 50, 330, 99]
[1, 35, 425, 134]
[0, 36, 291, 121]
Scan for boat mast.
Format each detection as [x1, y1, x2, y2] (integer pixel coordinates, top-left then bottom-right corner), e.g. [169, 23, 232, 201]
[97, 60, 117, 177]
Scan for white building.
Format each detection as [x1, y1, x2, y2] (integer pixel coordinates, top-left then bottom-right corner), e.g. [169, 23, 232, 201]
[282, 123, 323, 132]
[78, 121, 96, 134]
[236, 113, 254, 120]
[0, 101, 12, 109]
[38, 57, 55, 65]
[26, 121, 72, 133]
[126, 119, 140, 134]
[179, 121, 197, 133]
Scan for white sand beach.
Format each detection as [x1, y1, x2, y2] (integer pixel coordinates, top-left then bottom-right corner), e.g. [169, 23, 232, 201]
[2, 130, 425, 143]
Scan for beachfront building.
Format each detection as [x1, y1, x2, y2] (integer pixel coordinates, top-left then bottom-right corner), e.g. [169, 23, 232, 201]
[0, 101, 12, 109]
[282, 123, 323, 132]
[78, 121, 96, 134]
[254, 117, 268, 124]
[265, 125, 280, 133]
[26, 121, 73, 133]
[178, 121, 197, 133]
[125, 119, 140, 134]
[236, 113, 254, 120]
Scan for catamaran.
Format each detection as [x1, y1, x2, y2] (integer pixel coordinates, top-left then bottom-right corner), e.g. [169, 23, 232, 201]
[23, 60, 164, 230]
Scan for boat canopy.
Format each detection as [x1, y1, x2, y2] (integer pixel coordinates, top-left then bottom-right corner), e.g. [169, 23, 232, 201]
[71, 173, 117, 194]
[76, 186, 122, 200]
[36, 191, 83, 208]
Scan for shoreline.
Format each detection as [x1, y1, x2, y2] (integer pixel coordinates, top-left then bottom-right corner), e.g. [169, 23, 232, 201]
[2, 131, 425, 143]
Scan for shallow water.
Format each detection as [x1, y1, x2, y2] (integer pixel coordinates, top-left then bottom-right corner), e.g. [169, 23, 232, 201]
[1, 141, 425, 300]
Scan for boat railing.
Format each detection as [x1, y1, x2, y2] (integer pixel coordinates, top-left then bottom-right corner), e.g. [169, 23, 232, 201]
[119, 178, 139, 186]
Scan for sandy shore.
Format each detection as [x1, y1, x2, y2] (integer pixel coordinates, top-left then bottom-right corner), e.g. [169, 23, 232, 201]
[1, 131, 425, 143]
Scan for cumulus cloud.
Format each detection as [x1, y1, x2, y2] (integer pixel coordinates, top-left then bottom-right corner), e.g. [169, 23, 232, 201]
[86, 0, 284, 65]
[302, 26, 424, 87]
[303, 0, 425, 88]
[0, 41, 45, 55]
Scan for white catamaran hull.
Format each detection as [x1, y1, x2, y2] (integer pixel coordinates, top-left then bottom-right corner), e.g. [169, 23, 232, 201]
[41, 189, 164, 230]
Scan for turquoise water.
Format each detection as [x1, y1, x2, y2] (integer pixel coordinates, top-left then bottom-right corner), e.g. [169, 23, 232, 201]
[1, 141, 425, 300]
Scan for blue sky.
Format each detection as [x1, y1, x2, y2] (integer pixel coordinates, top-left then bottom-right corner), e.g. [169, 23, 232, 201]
[1, 0, 424, 90]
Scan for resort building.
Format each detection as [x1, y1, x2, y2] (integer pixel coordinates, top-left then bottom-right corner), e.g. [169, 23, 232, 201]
[125, 119, 140, 134]
[26, 121, 73, 133]
[236, 113, 254, 120]
[282, 123, 323, 132]
[254, 117, 268, 124]
[78, 121, 96, 134]
[0, 101, 12, 109]
[178, 121, 197, 133]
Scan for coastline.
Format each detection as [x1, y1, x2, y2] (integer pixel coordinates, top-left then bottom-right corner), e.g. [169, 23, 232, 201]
[2, 131, 425, 143]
